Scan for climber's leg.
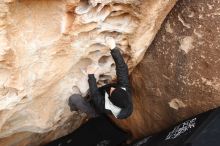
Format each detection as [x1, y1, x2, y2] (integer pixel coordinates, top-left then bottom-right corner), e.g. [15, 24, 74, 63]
[68, 94, 98, 118]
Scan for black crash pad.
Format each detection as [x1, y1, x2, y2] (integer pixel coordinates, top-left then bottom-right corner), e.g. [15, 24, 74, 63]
[130, 107, 220, 146]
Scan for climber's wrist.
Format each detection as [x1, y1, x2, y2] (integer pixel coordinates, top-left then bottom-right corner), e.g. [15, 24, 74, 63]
[88, 74, 95, 78]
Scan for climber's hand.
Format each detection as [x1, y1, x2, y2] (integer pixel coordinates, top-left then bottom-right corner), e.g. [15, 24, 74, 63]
[105, 37, 116, 50]
[86, 64, 98, 74]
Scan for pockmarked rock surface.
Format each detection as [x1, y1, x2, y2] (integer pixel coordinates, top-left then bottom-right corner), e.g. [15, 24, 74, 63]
[0, 0, 176, 142]
[112, 0, 220, 138]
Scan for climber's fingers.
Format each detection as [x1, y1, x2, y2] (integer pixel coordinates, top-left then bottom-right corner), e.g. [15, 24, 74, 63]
[80, 68, 87, 76]
[105, 37, 116, 50]
[86, 64, 99, 74]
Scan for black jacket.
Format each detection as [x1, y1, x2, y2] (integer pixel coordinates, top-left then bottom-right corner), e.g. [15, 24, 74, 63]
[88, 48, 133, 119]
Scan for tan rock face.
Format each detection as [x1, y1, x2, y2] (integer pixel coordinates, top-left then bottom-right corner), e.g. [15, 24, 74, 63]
[0, 0, 176, 140]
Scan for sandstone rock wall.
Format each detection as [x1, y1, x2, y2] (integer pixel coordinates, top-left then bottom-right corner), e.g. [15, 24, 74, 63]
[0, 0, 176, 143]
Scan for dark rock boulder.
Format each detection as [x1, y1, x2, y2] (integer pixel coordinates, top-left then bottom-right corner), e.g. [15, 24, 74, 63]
[113, 0, 220, 139]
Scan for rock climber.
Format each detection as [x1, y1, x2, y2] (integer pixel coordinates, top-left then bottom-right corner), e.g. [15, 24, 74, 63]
[47, 37, 132, 146]
[69, 37, 133, 119]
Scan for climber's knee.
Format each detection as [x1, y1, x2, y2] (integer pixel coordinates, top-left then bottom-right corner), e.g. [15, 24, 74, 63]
[68, 94, 98, 117]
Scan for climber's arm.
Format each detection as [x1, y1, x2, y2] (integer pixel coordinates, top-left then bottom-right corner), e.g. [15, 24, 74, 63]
[110, 48, 130, 89]
[88, 74, 99, 94]
[88, 74, 105, 113]
[105, 37, 130, 91]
